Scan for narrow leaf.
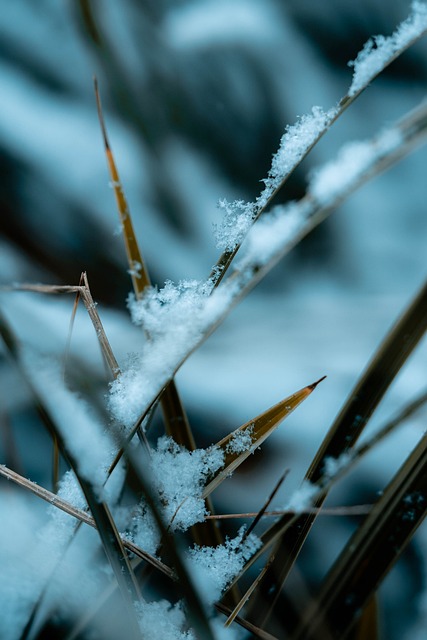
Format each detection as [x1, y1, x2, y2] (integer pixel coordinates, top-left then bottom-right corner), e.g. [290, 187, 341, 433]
[245, 278, 427, 629]
[203, 377, 325, 499]
[292, 431, 427, 640]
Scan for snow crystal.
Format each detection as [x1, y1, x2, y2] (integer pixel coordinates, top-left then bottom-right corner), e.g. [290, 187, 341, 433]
[122, 500, 161, 557]
[285, 480, 318, 514]
[136, 599, 195, 640]
[310, 128, 403, 207]
[214, 106, 335, 252]
[149, 436, 224, 531]
[258, 106, 336, 208]
[188, 526, 261, 605]
[109, 280, 235, 429]
[214, 199, 256, 251]
[348, 1, 427, 96]
[322, 453, 353, 480]
[225, 424, 254, 454]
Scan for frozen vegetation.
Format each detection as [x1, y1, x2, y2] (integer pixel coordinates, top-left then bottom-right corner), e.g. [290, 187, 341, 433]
[0, 1, 427, 639]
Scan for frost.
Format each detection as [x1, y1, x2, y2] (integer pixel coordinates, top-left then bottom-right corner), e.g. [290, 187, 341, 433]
[188, 526, 262, 604]
[226, 424, 254, 454]
[285, 480, 318, 514]
[149, 436, 224, 531]
[121, 500, 161, 557]
[214, 199, 256, 251]
[348, 1, 427, 96]
[258, 106, 336, 207]
[310, 128, 402, 207]
[136, 599, 195, 640]
[109, 280, 235, 429]
[214, 106, 336, 252]
[127, 260, 143, 278]
[322, 453, 353, 480]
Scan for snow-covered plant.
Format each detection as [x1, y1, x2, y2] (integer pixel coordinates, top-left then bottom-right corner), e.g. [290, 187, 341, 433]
[1, 2, 427, 639]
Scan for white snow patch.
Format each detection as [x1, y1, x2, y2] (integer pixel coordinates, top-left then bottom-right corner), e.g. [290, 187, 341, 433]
[348, 1, 427, 96]
[284, 480, 318, 514]
[136, 599, 195, 640]
[188, 526, 262, 604]
[149, 436, 225, 531]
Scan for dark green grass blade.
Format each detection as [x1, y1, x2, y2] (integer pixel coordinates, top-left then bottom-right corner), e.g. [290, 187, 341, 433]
[291, 430, 427, 640]
[0, 312, 143, 640]
[246, 277, 427, 629]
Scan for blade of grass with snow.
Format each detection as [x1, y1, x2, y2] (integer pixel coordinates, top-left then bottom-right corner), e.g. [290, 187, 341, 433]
[246, 276, 427, 629]
[202, 377, 325, 499]
[209, 2, 427, 287]
[292, 430, 427, 640]
[0, 312, 143, 639]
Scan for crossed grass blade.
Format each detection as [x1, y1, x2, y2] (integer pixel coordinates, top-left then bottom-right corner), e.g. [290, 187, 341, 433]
[0, 312, 143, 640]
[209, 17, 427, 288]
[95, 80, 223, 552]
[291, 428, 427, 640]
[245, 277, 427, 630]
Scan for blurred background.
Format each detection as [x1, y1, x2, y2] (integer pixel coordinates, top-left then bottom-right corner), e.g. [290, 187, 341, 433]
[1, 1, 427, 638]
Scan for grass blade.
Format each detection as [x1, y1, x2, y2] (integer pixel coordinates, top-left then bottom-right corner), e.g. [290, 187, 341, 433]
[246, 277, 427, 629]
[202, 377, 325, 499]
[0, 312, 143, 639]
[291, 430, 427, 639]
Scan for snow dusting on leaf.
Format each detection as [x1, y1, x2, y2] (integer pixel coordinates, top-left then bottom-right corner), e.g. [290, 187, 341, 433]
[149, 436, 224, 531]
[188, 526, 262, 604]
[348, 0, 427, 96]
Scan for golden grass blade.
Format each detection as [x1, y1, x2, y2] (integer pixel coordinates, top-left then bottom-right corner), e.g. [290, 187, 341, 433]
[209, 20, 427, 288]
[350, 595, 380, 640]
[245, 277, 427, 629]
[94, 78, 150, 296]
[202, 377, 326, 499]
[215, 602, 279, 640]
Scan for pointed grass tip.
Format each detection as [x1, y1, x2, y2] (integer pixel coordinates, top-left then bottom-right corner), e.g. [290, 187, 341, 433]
[308, 375, 327, 390]
[93, 75, 110, 150]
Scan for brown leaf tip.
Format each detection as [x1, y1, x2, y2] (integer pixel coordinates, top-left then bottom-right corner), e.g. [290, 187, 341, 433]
[308, 375, 327, 390]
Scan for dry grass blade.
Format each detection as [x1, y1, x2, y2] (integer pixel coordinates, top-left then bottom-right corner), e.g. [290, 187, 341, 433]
[94, 78, 150, 294]
[205, 505, 372, 520]
[243, 470, 289, 541]
[215, 602, 279, 640]
[10, 279, 120, 379]
[209, 20, 427, 288]
[291, 430, 427, 640]
[349, 595, 379, 640]
[202, 377, 325, 499]
[246, 277, 427, 629]
[0, 312, 143, 639]
[0, 463, 175, 580]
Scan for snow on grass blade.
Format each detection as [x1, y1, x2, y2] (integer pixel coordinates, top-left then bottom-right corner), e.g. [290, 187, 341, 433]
[209, 1, 427, 287]
[95, 79, 210, 464]
[109, 99, 427, 445]
[292, 430, 427, 640]
[245, 276, 427, 630]
[0, 313, 143, 640]
[202, 378, 325, 500]
[0, 463, 175, 581]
